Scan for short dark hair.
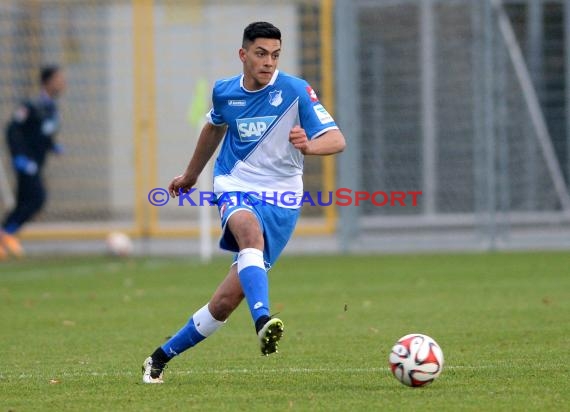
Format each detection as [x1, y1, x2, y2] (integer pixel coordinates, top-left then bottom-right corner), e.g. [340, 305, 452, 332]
[40, 64, 61, 86]
[242, 22, 281, 48]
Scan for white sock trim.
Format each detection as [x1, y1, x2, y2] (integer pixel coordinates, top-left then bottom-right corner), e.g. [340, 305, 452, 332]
[237, 248, 264, 272]
[193, 303, 224, 337]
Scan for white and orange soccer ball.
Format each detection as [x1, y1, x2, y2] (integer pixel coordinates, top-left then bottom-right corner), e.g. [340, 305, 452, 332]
[389, 333, 444, 387]
[106, 231, 133, 257]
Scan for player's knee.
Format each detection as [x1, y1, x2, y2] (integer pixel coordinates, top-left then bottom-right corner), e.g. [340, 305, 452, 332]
[228, 212, 264, 249]
[237, 231, 263, 250]
[19, 198, 44, 220]
[29, 196, 46, 215]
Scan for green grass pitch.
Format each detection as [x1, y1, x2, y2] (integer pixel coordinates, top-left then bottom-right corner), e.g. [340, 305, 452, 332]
[1, 251, 569, 411]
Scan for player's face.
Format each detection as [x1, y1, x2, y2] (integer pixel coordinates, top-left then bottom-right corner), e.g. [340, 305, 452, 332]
[46, 70, 66, 98]
[240, 38, 281, 90]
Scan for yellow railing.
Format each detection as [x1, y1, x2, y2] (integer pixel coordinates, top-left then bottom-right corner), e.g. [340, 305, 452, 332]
[133, 0, 159, 238]
[319, 0, 337, 234]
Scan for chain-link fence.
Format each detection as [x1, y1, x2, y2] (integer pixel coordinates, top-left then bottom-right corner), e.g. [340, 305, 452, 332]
[0, 0, 335, 240]
[337, 0, 570, 251]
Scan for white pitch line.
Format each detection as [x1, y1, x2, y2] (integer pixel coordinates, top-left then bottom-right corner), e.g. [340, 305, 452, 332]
[1, 365, 499, 380]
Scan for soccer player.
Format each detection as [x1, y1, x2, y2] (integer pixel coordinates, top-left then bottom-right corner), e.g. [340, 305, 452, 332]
[0, 65, 66, 259]
[142, 22, 345, 383]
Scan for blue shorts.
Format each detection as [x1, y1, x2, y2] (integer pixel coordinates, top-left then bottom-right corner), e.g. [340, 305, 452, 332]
[215, 192, 300, 269]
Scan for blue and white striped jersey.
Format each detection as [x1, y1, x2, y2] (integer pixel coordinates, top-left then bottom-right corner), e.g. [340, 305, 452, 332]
[206, 70, 338, 208]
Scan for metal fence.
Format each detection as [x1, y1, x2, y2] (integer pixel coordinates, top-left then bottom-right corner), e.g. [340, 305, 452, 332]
[1, 0, 569, 253]
[336, 0, 570, 251]
[0, 0, 336, 241]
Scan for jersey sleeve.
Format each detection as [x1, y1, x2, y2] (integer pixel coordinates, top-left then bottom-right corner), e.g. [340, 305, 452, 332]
[5, 102, 33, 157]
[297, 82, 338, 140]
[206, 81, 227, 126]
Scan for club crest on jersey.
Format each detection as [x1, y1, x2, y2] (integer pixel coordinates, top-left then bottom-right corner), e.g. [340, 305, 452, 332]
[236, 116, 277, 142]
[268, 90, 283, 107]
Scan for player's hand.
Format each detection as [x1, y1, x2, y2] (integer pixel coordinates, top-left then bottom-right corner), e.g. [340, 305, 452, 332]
[289, 126, 310, 154]
[13, 155, 38, 176]
[168, 173, 197, 198]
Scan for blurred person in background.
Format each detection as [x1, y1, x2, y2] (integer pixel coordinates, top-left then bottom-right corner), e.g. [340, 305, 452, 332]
[0, 65, 66, 259]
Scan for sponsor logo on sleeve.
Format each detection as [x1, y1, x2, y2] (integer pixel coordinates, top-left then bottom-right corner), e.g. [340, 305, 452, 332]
[42, 119, 58, 135]
[313, 104, 334, 124]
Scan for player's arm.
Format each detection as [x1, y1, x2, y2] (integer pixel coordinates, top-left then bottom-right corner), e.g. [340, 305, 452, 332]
[289, 126, 345, 156]
[6, 104, 31, 158]
[293, 81, 346, 156]
[168, 122, 227, 198]
[6, 121, 26, 158]
[6, 103, 40, 175]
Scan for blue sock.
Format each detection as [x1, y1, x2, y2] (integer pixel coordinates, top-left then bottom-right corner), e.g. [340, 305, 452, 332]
[161, 318, 205, 358]
[161, 304, 224, 359]
[237, 248, 270, 324]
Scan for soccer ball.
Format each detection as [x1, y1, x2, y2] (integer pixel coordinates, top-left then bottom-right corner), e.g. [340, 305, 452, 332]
[389, 333, 444, 387]
[106, 231, 133, 257]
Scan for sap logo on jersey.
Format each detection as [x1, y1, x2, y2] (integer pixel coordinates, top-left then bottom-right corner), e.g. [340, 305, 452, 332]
[236, 116, 277, 142]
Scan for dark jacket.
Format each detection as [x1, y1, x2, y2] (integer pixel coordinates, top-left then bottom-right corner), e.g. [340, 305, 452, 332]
[5, 93, 60, 169]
